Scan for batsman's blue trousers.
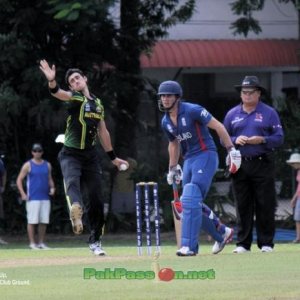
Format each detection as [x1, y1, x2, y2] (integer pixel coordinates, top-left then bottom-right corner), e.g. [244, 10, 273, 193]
[181, 151, 223, 251]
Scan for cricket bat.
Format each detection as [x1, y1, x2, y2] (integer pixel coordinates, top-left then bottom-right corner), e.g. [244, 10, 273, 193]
[171, 182, 182, 248]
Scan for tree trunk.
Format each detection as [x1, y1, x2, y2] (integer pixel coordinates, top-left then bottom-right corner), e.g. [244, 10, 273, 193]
[115, 0, 143, 157]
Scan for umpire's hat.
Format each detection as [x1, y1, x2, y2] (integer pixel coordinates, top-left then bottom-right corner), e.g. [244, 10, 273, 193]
[235, 76, 266, 93]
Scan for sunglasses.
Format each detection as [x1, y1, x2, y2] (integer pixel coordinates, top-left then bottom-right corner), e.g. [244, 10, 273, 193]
[241, 89, 258, 96]
[32, 149, 43, 153]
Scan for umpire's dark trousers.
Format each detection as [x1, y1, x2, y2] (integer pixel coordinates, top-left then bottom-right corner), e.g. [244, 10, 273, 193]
[231, 153, 277, 250]
[58, 146, 104, 244]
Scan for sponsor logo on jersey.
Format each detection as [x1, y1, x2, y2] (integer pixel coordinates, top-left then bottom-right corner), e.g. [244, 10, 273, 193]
[167, 124, 173, 133]
[254, 113, 263, 122]
[84, 112, 102, 119]
[232, 117, 244, 124]
[200, 109, 209, 118]
[85, 103, 91, 112]
[181, 118, 186, 126]
[176, 132, 192, 142]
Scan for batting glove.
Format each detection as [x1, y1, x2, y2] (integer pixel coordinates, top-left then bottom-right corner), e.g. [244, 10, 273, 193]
[226, 148, 241, 174]
[167, 164, 183, 185]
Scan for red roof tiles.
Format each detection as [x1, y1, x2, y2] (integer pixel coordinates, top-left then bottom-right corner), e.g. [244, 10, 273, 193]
[140, 40, 300, 68]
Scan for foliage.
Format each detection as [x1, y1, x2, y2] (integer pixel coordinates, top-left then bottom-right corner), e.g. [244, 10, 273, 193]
[277, 95, 300, 148]
[273, 95, 300, 198]
[0, 0, 196, 233]
[230, 0, 298, 37]
[230, 0, 264, 36]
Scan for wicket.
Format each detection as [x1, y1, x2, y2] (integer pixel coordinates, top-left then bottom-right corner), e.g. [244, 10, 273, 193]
[135, 182, 161, 256]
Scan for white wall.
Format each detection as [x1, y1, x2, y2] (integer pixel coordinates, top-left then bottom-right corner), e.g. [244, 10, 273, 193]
[141, 1, 300, 100]
[166, 0, 298, 40]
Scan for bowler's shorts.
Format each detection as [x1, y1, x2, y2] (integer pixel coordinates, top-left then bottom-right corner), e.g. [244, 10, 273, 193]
[26, 200, 51, 224]
[294, 197, 300, 221]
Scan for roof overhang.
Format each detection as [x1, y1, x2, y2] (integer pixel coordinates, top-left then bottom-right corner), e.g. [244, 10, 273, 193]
[140, 40, 300, 69]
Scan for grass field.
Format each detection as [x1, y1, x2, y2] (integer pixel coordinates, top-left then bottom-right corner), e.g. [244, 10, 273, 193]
[0, 233, 300, 300]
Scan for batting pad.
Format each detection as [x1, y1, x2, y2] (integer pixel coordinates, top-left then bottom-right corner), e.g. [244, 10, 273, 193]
[181, 183, 202, 253]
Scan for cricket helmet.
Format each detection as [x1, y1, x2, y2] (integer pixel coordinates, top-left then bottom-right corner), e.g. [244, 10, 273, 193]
[157, 81, 182, 112]
[157, 81, 183, 97]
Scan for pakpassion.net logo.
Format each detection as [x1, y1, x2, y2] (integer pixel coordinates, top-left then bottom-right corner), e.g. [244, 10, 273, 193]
[83, 268, 215, 281]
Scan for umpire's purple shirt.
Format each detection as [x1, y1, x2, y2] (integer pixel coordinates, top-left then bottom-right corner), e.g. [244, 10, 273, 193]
[223, 101, 284, 157]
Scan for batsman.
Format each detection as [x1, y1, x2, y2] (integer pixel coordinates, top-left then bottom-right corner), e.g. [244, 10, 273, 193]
[158, 80, 242, 256]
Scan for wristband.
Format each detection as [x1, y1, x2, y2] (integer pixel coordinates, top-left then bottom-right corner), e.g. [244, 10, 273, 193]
[106, 150, 116, 161]
[49, 84, 60, 94]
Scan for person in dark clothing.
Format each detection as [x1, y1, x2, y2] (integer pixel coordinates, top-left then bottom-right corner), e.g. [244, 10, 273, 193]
[223, 76, 284, 253]
[40, 59, 128, 256]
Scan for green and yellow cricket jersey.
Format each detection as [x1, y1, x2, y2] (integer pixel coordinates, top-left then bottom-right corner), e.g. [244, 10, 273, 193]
[64, 91, 104, 149]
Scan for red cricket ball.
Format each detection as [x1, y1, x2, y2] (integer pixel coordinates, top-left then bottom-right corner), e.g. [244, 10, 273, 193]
[158, 268, 175, 282]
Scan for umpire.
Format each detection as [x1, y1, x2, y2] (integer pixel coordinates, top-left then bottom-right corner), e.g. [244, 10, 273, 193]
[223, 76, 284, 253]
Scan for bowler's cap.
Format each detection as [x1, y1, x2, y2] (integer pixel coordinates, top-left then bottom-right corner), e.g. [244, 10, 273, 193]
[32, 143, 43, 151]
[235, 76, 266, 93]
[286, 153, 300, 164]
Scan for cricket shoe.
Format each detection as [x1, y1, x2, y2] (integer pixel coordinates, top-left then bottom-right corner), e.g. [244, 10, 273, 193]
[212, 227, 234, 254]
[0, 238, 8, 245]
[70, 203, 83, 235]
[89, 242, 106, 256]
[176, 246, 196, 256]
[38, 243, 50, 250]
[29, 243, 40, 250]
[233, 246, 249, 253]
[261, 246, 273, 253]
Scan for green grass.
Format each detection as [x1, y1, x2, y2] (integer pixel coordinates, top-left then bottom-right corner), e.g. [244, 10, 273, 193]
[0, 234, 300, 300]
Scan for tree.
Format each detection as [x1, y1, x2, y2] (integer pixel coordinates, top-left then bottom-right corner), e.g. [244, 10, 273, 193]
[0, 0, 195, 158]
[0, 0, 196, 232]
[230, 0, 300, 38]
[49, 0, 196, 156]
